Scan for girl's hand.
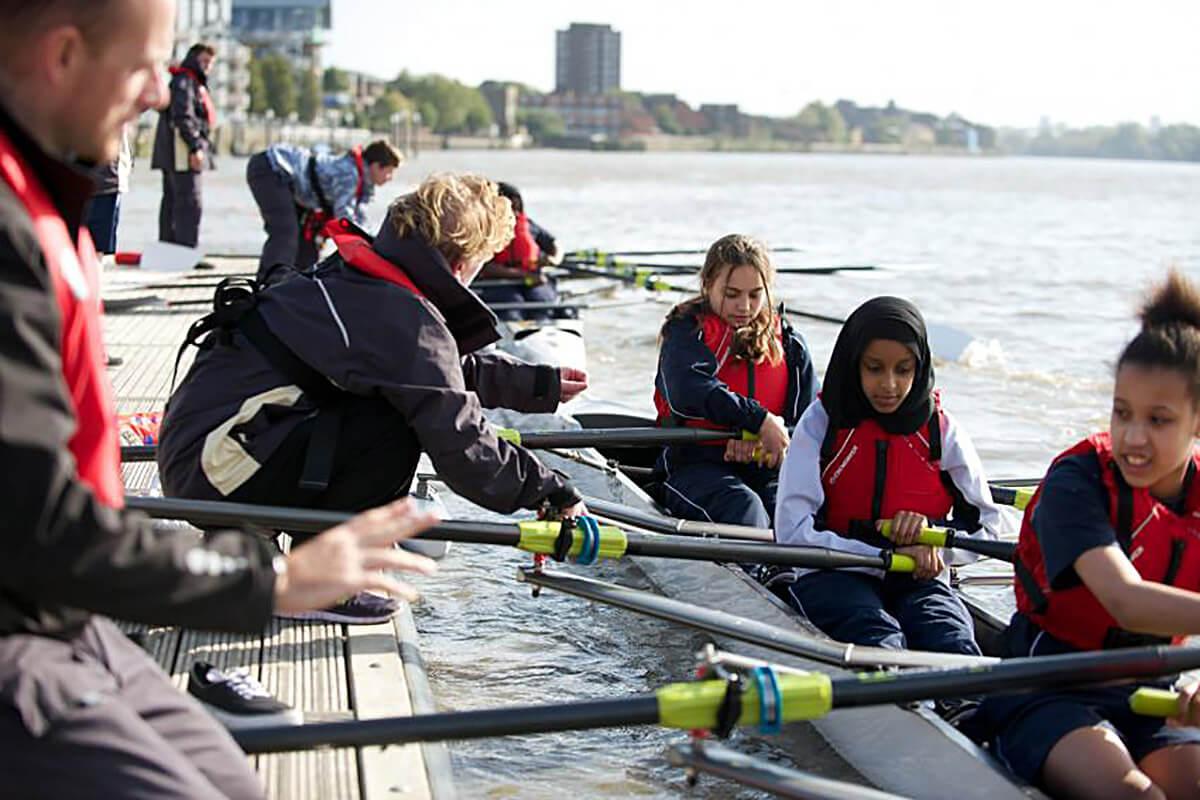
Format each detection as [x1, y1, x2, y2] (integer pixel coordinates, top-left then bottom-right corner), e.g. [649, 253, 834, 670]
[724, 438, 759, 463]
[274, 499, 439, 613]
[1171, 680, 1200, 728]
[878, 510, 929, 546]
[895, 545, 945, 580]
[756, 413, 790, 468]
[558, 367, 589, 402]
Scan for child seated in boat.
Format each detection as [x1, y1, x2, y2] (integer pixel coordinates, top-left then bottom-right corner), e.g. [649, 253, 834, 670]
[974, 270, 1200, 798]
[773, 296, 1003, 655]
[652, 233, 818, 529]
[475, 182, 568, 322]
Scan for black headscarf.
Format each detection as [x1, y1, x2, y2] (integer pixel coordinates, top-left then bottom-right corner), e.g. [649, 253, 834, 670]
[819, 296, 935, 458]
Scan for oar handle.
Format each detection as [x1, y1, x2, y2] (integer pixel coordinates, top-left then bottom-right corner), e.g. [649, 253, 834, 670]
[990, 485, 1035, 511]
[878, 520, 1017, 563]
[883, 551, 916, 573]
[1130, 687, 1181, 717]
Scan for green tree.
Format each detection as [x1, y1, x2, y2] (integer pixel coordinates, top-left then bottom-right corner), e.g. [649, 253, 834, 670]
[653, 105, 681, 134]
[248, 58, 268, 114]
[389, 71, 493, 134]
[322, 66, 349, 93]
[368, 91, 411, 132]
[517, 109, 565, 141]
[795, 101, 846, 143]
[297, 69, 321, 123]
[259, 54, 296, 118]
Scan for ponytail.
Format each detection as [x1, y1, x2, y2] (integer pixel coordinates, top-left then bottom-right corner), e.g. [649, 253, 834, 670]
[1118, 269, 1200, 401]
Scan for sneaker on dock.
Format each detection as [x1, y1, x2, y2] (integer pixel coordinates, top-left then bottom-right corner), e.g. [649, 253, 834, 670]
[274, 592, 400, 625]
[187, 662, 302, 730]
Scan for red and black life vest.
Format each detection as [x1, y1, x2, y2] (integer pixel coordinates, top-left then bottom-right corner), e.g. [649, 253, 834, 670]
[1013, 433, 1200, 651]
[0, 129, 122, 508]
[169, 65, 217, 129]
[303, 147, 366, 243]
[492, 211, 540, 273]
[653, 311, 789, 436]
[819, 392, 953, 546]
[329, 220, 423, 298]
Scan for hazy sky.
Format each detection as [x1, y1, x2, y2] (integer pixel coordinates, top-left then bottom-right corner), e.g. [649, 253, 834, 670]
[325, 1, 1198, 128]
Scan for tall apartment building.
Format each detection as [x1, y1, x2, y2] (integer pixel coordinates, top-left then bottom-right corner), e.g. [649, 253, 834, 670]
[173, 0, 251, 118]
[554, 23, 621, 95]
[232, 0, 332, 73]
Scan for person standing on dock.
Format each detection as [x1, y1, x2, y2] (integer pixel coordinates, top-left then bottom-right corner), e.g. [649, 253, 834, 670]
[652, 234, 817, 530]
[158, 172, 589, 625]
[246, 138, 403, 281]
[0, 2, 439, 796]
[85, 123, 131, 255]
[152, 41, 215, 249]
[773, 296, 1004, 655]
[475, 181, 568, 320]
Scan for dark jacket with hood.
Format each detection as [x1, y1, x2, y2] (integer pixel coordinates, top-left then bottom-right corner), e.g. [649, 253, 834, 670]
[0, 101, 277, 639]
[654, 307, 818, 472]
[151, 54, 214, 172]
[157, 220, 580, 513]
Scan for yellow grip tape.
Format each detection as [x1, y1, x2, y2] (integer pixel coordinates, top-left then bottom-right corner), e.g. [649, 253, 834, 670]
[656, 672, 833, 730]
[496, 427, 521, 445]
[1014, 488, 1034, 511]
[516, 520, 628, 560]
[1130, 687, 1180, 717]
[879, 520, 950, 548]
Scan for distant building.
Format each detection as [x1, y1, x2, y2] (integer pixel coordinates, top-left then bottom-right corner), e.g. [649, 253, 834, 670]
[700, 104, 748, 138]
[555, 23, 621, 95]
[173, 0, 250, 118]
[480, 82, 520, 136]
[232, 0, 332, 73]
[520, 92, 623, 139]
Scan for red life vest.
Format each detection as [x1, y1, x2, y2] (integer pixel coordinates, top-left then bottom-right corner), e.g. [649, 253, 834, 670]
[653, 311, 789, 436]
[1013, 433, 1200, 651]
[350, 146, 366, 204]
[492, 211, 540, 273]
[304, 147, 367, 243]
[0, 128, 122, 508]
[819, 392, 952, 542]
[169, 65, 217, 128]
[328, 220, 424, 298]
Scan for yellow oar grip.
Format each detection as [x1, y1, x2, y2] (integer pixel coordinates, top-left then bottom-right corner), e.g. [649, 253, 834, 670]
[1130, 687, 1180, 717]
[496, 427, 521, 445]
[516, 520, 628, 560]
[887, 553, 917, 573]
[1013, 488, 1034, 511]
[656, 673, 833, 730]
[878, 520, 950, 548]
[740, 431, 761, 442]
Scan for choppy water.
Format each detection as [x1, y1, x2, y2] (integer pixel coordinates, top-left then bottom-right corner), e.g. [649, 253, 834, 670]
[120, 152, 1200, 797]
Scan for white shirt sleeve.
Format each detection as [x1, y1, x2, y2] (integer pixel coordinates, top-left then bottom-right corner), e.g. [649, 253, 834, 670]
[938, 407, 1018, 565]
[774, 402, 888, 573]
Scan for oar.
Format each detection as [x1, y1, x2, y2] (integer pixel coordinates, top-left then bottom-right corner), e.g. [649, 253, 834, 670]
[124, 495, 919, 572]
[120, 425, 756, 462]
[151, 296, 599, 314]
[1129, 687, 1189, 717]
[568, 256, 876, 276]
[231, 643, 1200, 754]
[878, 520, 1017, 563]
[518, 567, 993, 669]
[574, 246, 805, 258]
[583, 495, 773, 542]
[989, 485, 1035, 511]
[667, 741, 904, 800]
[558, 262, 975, 362]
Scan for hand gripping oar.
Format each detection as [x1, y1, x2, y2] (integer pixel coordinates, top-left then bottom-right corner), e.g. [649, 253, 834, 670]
[878, 520, 1017, 563]
[230, 644, 1200, 754]
[118, 426, 761, 464]
[124, 496, 918, 572]
[518, 567, 993, 670]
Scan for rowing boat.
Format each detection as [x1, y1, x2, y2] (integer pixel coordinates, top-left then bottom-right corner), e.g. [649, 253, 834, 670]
[455, 318, 1040, 798]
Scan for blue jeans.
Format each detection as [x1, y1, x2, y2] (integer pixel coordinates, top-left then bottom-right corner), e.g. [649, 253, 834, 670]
[85, 192, 121, 254]
[660, 460, 777, 528]
[785, 569, 981, 655]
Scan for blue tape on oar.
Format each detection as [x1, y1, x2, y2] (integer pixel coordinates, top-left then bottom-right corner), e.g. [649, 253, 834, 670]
[753, 666, 783, 734]
[575, 515, 601, 565]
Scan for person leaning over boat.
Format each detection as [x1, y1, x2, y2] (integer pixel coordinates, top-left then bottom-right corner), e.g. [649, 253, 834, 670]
[0, 2, 438, 797]
[773, 297, 1004, 655]
[246, 138, 403, 281]
[652, 234, 817, 529]
[474, 181, 569, 321]
[972, 271, 1200, 799]
[158, 172, 589, 624]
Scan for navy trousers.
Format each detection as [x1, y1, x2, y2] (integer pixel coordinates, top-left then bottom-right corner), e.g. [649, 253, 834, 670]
[785, 569, 981, 655]
[246, 152, 318, 281]
[158, 170, 202, 248]
[85, 192, 121, 254]
[660, 460, 777, 528]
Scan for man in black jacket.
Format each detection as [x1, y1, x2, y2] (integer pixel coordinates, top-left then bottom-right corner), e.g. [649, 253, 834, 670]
[152, 41, 215, 248]
[0, 2, 437, 796]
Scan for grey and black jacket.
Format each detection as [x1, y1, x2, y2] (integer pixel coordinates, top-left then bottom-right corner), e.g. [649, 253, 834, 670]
[158, 221, 580, 513]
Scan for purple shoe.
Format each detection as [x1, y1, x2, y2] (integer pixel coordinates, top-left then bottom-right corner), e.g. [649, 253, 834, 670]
[275, 592, 400, 624]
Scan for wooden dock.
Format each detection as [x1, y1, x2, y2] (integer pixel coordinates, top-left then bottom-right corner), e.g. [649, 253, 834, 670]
[103, 257, 454, 800]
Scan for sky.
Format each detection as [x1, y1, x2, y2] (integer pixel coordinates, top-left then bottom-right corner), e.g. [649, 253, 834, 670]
[324, 1, 1200, 129]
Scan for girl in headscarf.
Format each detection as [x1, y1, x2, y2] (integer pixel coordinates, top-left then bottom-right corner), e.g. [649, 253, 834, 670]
[772, 296, 1004, 654]
[653, 234, 818, 530]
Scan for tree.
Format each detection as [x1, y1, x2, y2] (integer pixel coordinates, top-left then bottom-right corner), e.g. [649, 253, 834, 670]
[322, 66, 349, 93]
[653, 105, 681, 135]
[258, 54, 296, 118]
[297, 69, 321, 123]
[795, 101, 846, 143]
[248, 58, 268, 115]
[389, 71, 493, 134]
[517, 109, 565, 141]
[368, 91, 411, 132]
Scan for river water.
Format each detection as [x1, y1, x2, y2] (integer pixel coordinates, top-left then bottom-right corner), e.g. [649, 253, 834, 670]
[120, 152, 1200, 797]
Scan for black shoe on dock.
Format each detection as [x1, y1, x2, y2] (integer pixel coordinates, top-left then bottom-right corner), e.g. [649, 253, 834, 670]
[187, 661, 302, 730]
